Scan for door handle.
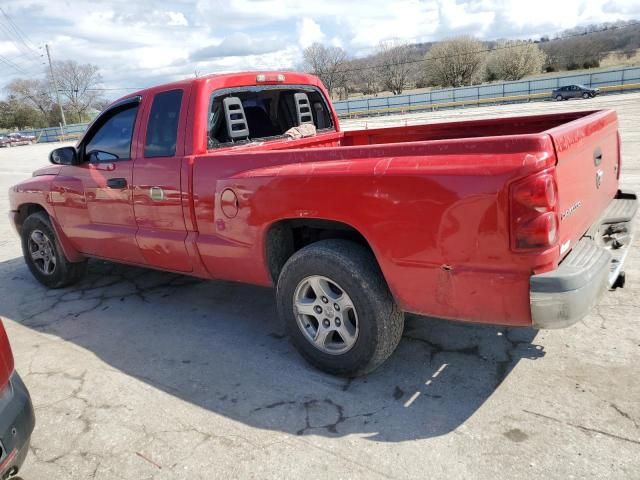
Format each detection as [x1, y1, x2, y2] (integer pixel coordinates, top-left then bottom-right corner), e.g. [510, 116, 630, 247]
[107, 178, 127, 189]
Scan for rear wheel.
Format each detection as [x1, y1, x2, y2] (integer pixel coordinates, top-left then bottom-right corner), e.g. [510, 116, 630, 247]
[21, 212, 87, 288]
[277, 239, 404, 376]
[556, 95, 563, 101]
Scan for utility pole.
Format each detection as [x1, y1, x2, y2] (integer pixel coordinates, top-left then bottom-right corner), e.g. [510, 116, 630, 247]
[45, 43, 66, 129]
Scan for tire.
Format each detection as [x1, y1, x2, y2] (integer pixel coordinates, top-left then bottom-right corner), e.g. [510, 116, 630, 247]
[583, 92, 590, 99]
[21, 212, 87, 288]
[276, 239, 404, 376]
[556, 95, 563, 101]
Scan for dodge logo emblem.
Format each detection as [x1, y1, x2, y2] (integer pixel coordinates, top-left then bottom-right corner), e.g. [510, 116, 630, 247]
[595, 170, 604, 189]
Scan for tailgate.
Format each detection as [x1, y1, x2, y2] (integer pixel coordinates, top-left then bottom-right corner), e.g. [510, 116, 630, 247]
[546, 110, 620, 257]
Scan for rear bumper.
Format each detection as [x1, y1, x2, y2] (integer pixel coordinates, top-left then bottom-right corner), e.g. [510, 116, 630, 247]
[0, 372, 35, 478]
[530, 191, 637, 328]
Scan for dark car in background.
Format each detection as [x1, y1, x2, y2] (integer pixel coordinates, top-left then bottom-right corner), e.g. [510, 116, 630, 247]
[7, 133, 36, 146]
[553, 84, 600, 101]
[0, 319, 34, 478]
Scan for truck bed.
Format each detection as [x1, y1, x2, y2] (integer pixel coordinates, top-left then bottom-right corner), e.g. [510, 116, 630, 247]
[228, 110, 600, 151]
[218, 109, 618, 258]
[192, 109, 620, 325]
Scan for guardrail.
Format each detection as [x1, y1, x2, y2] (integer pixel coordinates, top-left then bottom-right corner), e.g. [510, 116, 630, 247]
[10, 122, 89, 144]
[334, 66, 640, 118]
[338, 82, 640, 118]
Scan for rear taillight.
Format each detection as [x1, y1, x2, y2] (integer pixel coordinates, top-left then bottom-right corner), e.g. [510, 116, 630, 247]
[510, 170, 559, 251]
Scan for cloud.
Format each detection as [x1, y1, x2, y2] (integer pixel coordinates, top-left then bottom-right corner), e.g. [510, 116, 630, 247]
[0, 0, 637, 99]
[191, 33, 284, 60]
[297, 17, 325, 48]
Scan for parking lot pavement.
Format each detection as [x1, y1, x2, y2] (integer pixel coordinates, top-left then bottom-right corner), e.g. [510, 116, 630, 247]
[1, 94, 639, 479]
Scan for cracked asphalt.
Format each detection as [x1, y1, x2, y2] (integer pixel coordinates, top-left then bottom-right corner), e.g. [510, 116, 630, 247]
[1, 93, 639, 479]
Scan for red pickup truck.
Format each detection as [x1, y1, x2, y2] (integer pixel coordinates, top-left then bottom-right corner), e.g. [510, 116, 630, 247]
[8, 71, 636, 375]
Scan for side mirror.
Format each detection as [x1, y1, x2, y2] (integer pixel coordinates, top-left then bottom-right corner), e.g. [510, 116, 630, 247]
[50, 146, 78, 165]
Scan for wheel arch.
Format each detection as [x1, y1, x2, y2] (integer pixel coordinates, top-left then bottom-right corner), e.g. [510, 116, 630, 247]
[14, 203, 48, 234]
[264, 218, 381, 285]
[16, 202, 85, 263]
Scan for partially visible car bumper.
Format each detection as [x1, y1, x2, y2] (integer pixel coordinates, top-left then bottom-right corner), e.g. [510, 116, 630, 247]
[530, 191, 637, 328]
[0, 372, 35, 478]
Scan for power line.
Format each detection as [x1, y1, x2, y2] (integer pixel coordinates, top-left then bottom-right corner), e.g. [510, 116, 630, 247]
[0, 22, 37, 61]
[0, 7, 41, 60]
[0, 53, 29, 75]
[0, 53, 44, 69]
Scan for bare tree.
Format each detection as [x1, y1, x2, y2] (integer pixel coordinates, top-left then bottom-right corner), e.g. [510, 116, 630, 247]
[93, 98, 112, 112]
[5, 78, 53, 121]
[485, 41, 546, 81]
[348, 57, 381, 96]
[301, 43, 348, 98]
[53, 60, 103, 122]
[541, 35, 607, 71]
[376, 40, 415, 95]
[424, 36, 486, 87]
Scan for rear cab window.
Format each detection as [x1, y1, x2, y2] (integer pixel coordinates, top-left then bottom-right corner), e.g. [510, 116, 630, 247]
[207, 85, 334, 149]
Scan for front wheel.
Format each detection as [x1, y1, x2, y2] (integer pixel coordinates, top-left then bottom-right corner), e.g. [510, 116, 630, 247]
[583, 92, 590, 99]
[21, 212, 87, 288]
[276, 239, 404, 376]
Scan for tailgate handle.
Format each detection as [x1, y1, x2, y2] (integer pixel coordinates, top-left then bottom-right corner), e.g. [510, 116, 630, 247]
[593, 147, 602, 166]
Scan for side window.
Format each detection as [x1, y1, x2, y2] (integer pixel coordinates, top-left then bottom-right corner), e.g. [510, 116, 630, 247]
[144, 89, 183, 157]
[85, 105, 138, 161]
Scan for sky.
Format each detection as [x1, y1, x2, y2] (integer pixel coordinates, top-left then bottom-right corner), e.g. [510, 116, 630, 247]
[1, 0, 639, 98]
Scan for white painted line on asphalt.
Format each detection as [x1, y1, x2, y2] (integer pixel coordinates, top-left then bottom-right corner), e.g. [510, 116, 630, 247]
[403, 391, 421, 407]
[432, 363, 448, 378]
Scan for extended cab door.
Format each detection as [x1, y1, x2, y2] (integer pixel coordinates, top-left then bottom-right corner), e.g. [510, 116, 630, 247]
[132, 87, 192, 272]
[52, 97, 146, 264]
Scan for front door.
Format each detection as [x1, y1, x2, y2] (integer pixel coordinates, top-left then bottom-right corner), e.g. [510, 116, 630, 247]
[53, 99, 146, 264]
